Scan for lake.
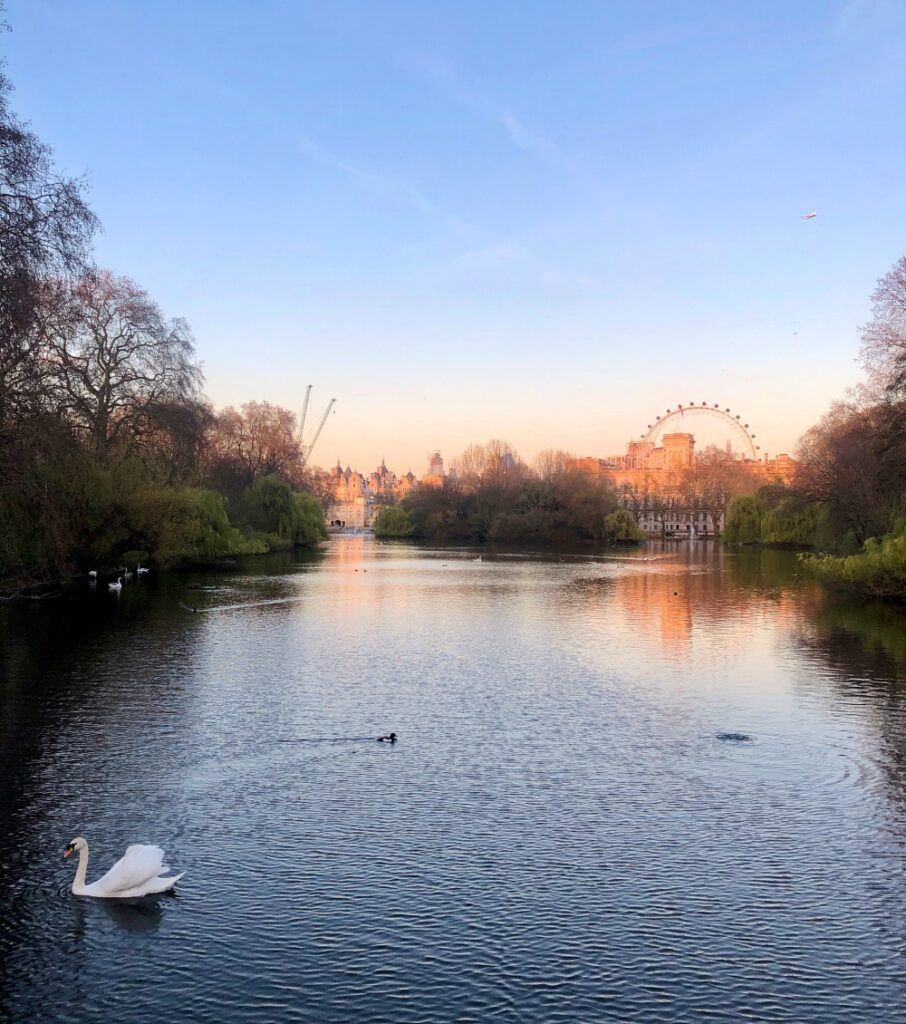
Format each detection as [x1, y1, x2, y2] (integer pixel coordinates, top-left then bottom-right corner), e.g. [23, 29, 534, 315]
[1, 539, 905, 1022]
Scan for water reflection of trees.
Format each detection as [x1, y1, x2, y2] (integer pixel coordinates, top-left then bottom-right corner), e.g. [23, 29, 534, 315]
[794, 594, 906, 815]
[568, 544, 906, 685]
[798, 596, 906, 683]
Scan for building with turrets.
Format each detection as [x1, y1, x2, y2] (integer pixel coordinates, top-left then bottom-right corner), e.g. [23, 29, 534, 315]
[326, 458, 421, 529]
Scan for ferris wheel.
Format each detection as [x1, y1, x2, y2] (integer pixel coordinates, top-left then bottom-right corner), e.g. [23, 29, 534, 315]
[641, 402, 759, 460]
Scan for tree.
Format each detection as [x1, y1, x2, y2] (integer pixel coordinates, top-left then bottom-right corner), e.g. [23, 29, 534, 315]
[237, 475, 326, 549]
[127, 487, 264, 565]
[137, 397, 214, 485]
[861, 255, 906, 400]
[44, 271, 201, 456]
[373, 504, 415, 538]
[454, 439, 527, 539]
[679, 448, 756, 536]
[603, 508, 645, 543]
[0, 69, 98, 432]
[533, 448, 574, 480]
[552, 470, 618, 541]
[403, 478, 473, 542]
[797, 401, 900, 546]
[207, 401, 302, 490]
[725, 495, 765, 544]
[455, 438, 526, 485]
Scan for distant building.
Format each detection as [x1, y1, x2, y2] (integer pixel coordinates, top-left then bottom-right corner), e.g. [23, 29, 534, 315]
[569, 433, 796, 489]
[567, 431, 798, 538]
[326, 458, 419, 529]
[421, 450, 446, 488]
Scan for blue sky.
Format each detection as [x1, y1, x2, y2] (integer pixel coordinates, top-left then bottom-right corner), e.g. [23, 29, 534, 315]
[5, 0, 906, 471]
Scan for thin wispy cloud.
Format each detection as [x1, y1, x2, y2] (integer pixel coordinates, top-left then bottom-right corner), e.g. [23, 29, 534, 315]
[295, 131, 600, 294]
[501, 112, 558, 156]
[410, 53, 603, 192]
[447, 239, 603, 293]
[295, 133, 478, 239]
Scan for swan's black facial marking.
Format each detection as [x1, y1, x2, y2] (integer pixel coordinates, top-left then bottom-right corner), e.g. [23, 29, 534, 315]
[63, 843, 74, 858]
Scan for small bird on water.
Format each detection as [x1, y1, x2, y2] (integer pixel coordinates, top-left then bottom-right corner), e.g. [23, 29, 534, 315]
[377, 732, 397, 744]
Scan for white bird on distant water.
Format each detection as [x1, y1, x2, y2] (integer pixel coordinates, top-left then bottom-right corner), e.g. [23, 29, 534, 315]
[137, 565, 150, 575]
[801, 212, 817, 219]
[88, 570, 97, 579]
[108, 577, 123, 592]
[63, 837, 184, 897]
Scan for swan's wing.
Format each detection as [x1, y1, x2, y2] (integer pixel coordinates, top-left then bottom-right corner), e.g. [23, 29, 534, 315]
[94, 844, 167, 896]
[137, 870, 185, 895]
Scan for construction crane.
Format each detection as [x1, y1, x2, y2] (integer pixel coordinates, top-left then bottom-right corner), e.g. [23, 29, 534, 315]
[297, 385, 313, 444]
[297, 386, 336, 469]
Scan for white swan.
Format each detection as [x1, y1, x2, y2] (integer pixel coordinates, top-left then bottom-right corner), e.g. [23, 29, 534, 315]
[88, 570, 97, 579]
[108, 577, 123, 591]
[63, 837, 184, 897]
[137, 565, 150, 575]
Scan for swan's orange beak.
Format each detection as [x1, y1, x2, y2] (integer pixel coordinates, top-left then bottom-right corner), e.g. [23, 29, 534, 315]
[63, 846, 73, 858]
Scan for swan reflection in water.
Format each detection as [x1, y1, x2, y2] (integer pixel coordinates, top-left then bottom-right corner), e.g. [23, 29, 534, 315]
[69, 891, 173, 935]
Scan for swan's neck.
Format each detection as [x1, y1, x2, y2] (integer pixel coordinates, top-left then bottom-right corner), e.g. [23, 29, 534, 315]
[72, 846, 89, 894]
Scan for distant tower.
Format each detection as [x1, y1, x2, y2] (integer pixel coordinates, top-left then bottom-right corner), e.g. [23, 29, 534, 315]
[428, 450, 444, 477]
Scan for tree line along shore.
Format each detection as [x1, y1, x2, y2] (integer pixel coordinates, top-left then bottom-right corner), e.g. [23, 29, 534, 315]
[1, 54, 903, 600]
[0, 62, 326, 596]
[372, 254, 906, 602]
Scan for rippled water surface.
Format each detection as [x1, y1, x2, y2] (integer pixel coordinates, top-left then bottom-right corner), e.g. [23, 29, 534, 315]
[2, 540, 906, 1022]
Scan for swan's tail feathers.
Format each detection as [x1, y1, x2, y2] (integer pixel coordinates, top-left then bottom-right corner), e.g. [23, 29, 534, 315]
[149, 871, 185, 894]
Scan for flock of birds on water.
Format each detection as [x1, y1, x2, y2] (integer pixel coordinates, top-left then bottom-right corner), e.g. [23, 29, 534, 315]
[88, 565, 149, 592]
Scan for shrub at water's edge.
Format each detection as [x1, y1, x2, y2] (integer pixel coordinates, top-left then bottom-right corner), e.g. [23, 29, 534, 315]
[373, 505, 415, 538]
[799, 532, 906, 600]
[725, 489, 906, 599]
[236, 476, 327, 552]
[129, 488, 267, 565]
[120, 480, 327, 567]
[603, 508, 645, 544]
[0, 461, 328, 586]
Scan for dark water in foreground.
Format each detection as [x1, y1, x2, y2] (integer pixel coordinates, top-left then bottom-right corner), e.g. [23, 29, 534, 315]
[1, 540, 905, 1023]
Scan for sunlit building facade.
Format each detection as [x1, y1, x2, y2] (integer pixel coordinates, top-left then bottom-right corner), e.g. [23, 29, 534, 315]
[568, 432, 797, 538]
[326, 459, 420, 529]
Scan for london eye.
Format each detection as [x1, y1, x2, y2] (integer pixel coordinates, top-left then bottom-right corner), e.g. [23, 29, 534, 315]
[641, 403, 759, 460]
